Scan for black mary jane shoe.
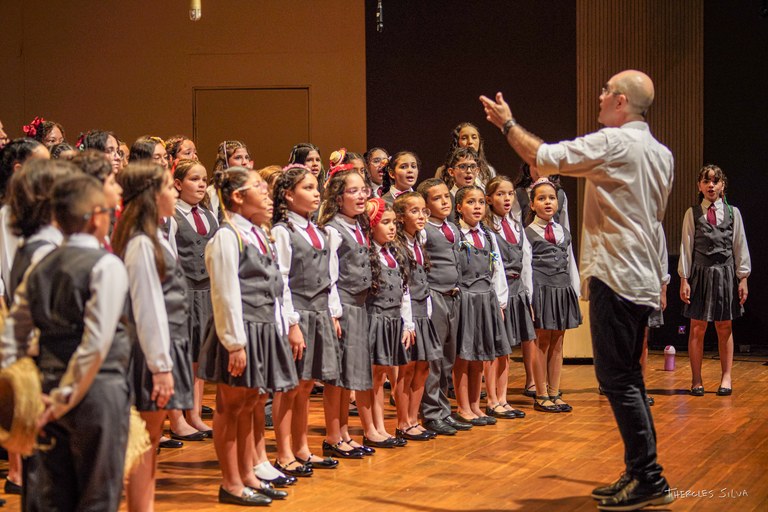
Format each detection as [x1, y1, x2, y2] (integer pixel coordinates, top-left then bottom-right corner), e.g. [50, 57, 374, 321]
[522, 384, 537, 398]
[296, 453, 339, 469]
[362, 436, 398, 448]
[716, 386, 732, 396]
[389, 436, 407, 447]
[170, 430, 207, 442]
[259, 474, 296, 488]
[500, 402, 526, 418]
[451, 412, 485, 427]
[274, 459, 313, 477]
[345, 438, 376, 456]
[549, 391, 573, 413]
[159, 439, 184, 449]
[533, 396, 561, 413]
[218, 486, 272, 506]
[486, 404, 517, 419]
[396, 426, 432, 441]
[256, 482, 288, 500]
[322, 440, 365, 459]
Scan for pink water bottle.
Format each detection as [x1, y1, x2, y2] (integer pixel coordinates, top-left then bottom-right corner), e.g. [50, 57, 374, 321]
[664, 345, 676, 371]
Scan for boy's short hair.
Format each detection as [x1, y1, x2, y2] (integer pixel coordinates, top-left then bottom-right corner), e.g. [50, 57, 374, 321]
[416, 178, 447, 199]
[52, 175, 106, 235]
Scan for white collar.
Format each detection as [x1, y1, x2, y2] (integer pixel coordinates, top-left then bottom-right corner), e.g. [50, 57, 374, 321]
[64, 232, 101, 249]
[287, 210, 311, 228]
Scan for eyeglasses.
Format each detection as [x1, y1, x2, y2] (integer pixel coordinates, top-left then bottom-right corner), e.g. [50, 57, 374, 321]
[83, 206, 116, 221]
[370, 157, 389, 165]
[407, 208, 431, 217]
[601, 86, 623, 97]
[455, 163, 478, 172]
[343, 187, 371, 197]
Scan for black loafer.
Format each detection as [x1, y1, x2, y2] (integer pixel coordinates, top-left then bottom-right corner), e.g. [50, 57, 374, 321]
[159, 439, 184, 448]
[256, 482, 287, 500]
[296, 454, 339, 469]
[4, 479, 21, 495]
[444, 415, 473, 430]
[596, 477, 674, 510]
[274, 459, 313, 477]
[219, 486, 272, 506]
[362, 436, 398, 448]
[716, 386, 732, 396]
[690, 386, 705, 397]
[170, 430, 208, 442]
[423, 419, 457, 436]
[322, 440, 364, 459]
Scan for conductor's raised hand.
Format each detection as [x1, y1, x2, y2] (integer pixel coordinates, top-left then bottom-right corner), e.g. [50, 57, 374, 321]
[479, 92, 513, 130]
[228, 347, 247, 378]
[151, 371, 175, 408]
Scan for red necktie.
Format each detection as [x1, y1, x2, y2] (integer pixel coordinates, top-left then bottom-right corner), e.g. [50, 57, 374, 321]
[354, 225, 366, 246]
[707, 204, 717, 226]
[544, 222, 556, 244]
[305, 222, 322, 250]
[469, 229, 483, 248]
[191, 206, 207, 236]
[414, 243, 423, 265]
[440, 222, 455, 243]
[381, 247, 396, 268]
[500, 217, 518, 244]
[252, 227, 268, 255]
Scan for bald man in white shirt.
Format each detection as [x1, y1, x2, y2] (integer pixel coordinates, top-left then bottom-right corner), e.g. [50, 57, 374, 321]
[481, 70, 674, 511]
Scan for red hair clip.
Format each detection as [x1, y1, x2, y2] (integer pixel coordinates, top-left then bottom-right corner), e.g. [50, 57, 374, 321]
[22, 116, 46, 138]
[366, 197, 386, 227]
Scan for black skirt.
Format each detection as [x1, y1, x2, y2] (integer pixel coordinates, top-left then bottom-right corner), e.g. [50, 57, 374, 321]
[131, 336, 194, 411]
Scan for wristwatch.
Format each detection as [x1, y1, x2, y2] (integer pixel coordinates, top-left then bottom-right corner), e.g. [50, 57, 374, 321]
[501, 118, 517, 135]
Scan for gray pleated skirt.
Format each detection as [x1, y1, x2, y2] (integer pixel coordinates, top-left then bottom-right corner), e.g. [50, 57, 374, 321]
[683, 262, 743, 321]
[532, 285, 582, 330]
[503, 288, 536, 346]
[198, 319, 298, 393]
[295, 308, 341, 382]
[410, 298, 441, 362]
[328, 302, 372, 391]
[369, 307, 408, 366]
[187, 287, 213, 362]
[131, 336, 194, 411]
[456, 290, 509, 361]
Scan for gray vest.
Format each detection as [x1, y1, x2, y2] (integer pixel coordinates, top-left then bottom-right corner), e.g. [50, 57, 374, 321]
[367, 260, 403, 317]
[408, 254, 430, 317]
[423, 221, 460, 292]
[456, 229, 494, 292]
[495, 226, 525, 296]
[174, 206, 218, 289]
[223, 224, 284, 323]
[526, 225, 572, 288]
[27, 246, 130, 379]
[326, 218, 371, 302]
[9, 238, 50, 299]
[274, 221, 332, 311]
[692, 204, 734, 266]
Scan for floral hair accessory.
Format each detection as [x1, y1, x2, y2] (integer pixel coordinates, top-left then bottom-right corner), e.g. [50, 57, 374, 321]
[324, 163, 356, 188]
[329, 148, 347, 167]
[282, 163, 311, 173]
[532, 177, 555, 188]
[22, 116, 46, 138]
[366, 197, 386, 228]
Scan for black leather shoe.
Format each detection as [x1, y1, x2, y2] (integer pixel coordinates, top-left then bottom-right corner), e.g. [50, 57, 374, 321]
[596, 477, 674, 510]
[256, 482, 287, 500]
[345, 438, 375, 455]
[549, 396, 573, 413]
[389, 436, 407, 447]
[4, 479, 21, 495]
[201, 405, 214, 418]
[259, 475, 296, 488]
[522, 385, 537, 398]
[533, 397, 560, 413]
[274, 459, 313, 477]
[218, 486, 272, 506]
[690, 386, 705, 397]
[716, 386, 732, 396]
[395, 427, 432, 441]
[159, 439, 184, 449]
[481, 415, 497, 425]
[362, 436, 398, 448]
[444, 414, 472, 430]
[322, 440, 364, 459]
[592, 473, 633, 499]
[170, 430, 207, 442]
[422, 428, 438, 438]
[296, 454, 339, 469]
[423, 419, 457, 436]
[486, 405, 516, 419]
[500, 403, 526, 418]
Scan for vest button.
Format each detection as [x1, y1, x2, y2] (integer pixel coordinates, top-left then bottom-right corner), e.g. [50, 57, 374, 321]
[200, 269, 205, 274]
[363, 277, 368, 282]
[475, 273, 479, 278]
[196, 240, 201, 245]
[323, 250, 327, 255]
[389, 284, 393, 290]
[389, 298, 393, 303]
[317, 279, 321, 284]
[313, 253, 318, 259]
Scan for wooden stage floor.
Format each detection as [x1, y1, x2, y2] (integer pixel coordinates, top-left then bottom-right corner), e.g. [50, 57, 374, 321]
[3, 351, 767, 511]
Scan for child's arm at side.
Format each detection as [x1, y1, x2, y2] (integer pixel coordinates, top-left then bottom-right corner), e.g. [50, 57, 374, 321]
[732, 207, 751, 305]
[678, 208, 695, 304]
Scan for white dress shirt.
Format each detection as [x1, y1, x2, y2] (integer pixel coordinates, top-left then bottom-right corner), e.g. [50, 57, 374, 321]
[536, 120, 673, 308]
[373, 242, 414, 332]
[273, 211, 342, 325]
[206, 213, 283, 352]
[0, 204, 19, 299]
[457, 220, 509, 309]
[528, 216, 581, 296]
[678, 198, 751, 279]
[491, 213, 534, 301]
[1, 233, 129, 418]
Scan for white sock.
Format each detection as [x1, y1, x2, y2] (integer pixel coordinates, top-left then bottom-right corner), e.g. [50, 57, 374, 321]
[253, 461, 284, 480]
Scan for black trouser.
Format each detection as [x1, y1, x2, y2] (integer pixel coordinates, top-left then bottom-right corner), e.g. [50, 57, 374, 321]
[37, 373, 130, 512]
[589, 278, 663, 482]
